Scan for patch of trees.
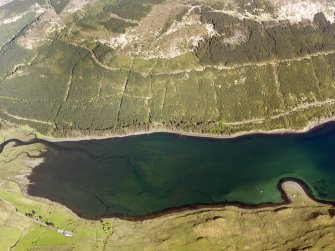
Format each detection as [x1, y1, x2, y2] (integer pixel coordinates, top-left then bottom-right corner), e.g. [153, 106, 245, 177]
[45, 221, 55, 227]
[196, 8, 335, 65]
[24, 209, 43, 221]
[50, 0, 70, 15]
[100, 219, 112, 234]
[99, 18, 137, 34]
[103, 0, 165, 21]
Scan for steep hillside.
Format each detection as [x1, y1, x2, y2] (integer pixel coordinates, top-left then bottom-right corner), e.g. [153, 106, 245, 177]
[1, 0, 335, 137]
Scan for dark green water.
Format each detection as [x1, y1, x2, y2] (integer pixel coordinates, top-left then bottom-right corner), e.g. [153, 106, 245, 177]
[27, 124, 335, 219]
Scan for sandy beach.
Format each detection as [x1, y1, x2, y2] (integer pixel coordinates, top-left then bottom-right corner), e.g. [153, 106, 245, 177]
[281, 180, 310, 200]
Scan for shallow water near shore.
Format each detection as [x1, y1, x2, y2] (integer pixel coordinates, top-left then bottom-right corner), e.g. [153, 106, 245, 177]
[26, 123, 335, 219]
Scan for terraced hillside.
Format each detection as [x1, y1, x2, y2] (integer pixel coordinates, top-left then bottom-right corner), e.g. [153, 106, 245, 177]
[1, 0, 335, 137]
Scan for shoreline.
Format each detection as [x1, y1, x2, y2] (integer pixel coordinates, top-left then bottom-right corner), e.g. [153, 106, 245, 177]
[2, 119, 335, 222]
[100, 178, 335, 221]
[57, 178, 335, 221]
[43, 117, 335, 142]
[1, 138, 335, 222]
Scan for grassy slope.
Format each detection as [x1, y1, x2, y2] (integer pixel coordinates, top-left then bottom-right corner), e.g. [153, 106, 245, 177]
[0, 125, 113, 250]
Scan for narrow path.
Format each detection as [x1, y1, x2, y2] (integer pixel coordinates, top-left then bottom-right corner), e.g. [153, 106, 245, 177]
[0, 195, 49, 227]
[220, 98, 335, 126]
[66, 40, 335, 77]
[2, 111, 55, 126]
[0, 187, 74, 237]
[2, 97, 335, 129]
[109, 13, 139, 24]
[270, 98, 335, 120]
